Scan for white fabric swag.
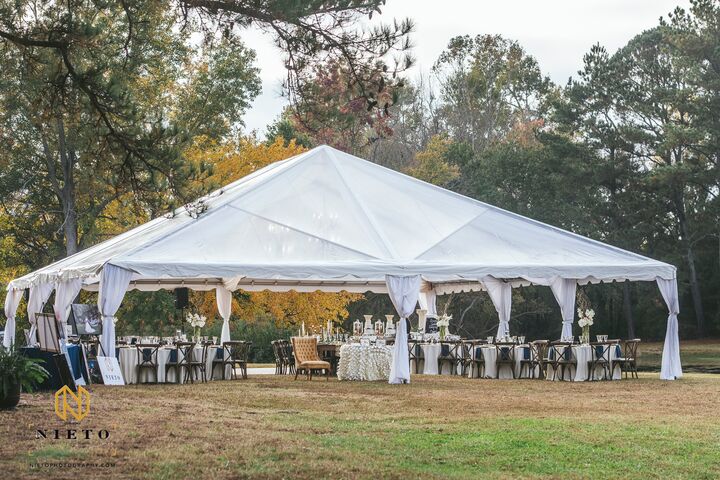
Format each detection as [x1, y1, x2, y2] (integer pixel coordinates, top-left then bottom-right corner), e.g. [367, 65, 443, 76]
[386, 274, 421, 384]
[418, 290, 437, 316]
[98, 264, 133, 358]
[657, 277, 682, 380]
[216, 286, 233, 344]
[549, 278, 577, 339]
[27, 283, 55, 345]
[3, 289, 24, 348]
[54, 279, 83, 338]
[484, 277, 512, 338]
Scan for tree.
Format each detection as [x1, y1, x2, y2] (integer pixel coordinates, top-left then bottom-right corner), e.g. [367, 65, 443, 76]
[0, 1, 260, 270]
[405, 135, 459, 186]
[432, 34, 555, 153]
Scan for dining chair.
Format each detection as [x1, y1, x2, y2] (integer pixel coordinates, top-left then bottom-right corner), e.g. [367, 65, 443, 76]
[135, 343, 161, 383]
[408, 340, 423, 374]
[271, 340, 284, 375]
[494, 342, 517, 379]
[468, 341, 486, 378]
[291, 336, 331, 380]
[280, 339, 295, 375]
[174, 341, 204, 383]
[212, 341, 252, 380]
[546, 341, 574, 381]
[165, 342, 183, 383]
[437, 341, 461, 375]
[457, 340, 474, 376]
[587, 342, 611, 381]
[520, 340, 547, 379]
[617, 339, 641, 379]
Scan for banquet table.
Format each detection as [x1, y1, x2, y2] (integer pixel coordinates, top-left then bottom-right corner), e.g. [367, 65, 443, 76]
[117, 345, 232, 384]
[545, 343, 622, 382]
[410, 343, 462, 375]
[336, 344, 393, 381]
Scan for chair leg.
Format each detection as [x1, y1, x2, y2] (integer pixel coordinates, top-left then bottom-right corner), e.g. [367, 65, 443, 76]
[294, 368, 299, 380]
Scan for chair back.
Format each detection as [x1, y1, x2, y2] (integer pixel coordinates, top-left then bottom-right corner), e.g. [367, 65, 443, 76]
[494, 342, 516, 363]
[224, 341, 251, 363]
[135, 343, 160, 367]
[590, 342, 611, 361]
[291, 336, 321, 367]
[624, 339, 640, 360]
[530, 340, 548, 362]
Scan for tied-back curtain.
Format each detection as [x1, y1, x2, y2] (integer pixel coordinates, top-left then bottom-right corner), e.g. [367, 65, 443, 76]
[483, 277, 512, 338]
[549, 278, 577, 340]
[418, 290, 437, 316]
[3, 289, 24, 348]
[27, 283, 55, 345]
[54, 279, 83, 338]
[385, 274, 421, 385]
[98, 264, 133, 358]
[216, 286, 232, 344]
[657, 277, 682, 380]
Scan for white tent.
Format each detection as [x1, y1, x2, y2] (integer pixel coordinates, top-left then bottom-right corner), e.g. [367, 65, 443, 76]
[3, 145, 682, 380]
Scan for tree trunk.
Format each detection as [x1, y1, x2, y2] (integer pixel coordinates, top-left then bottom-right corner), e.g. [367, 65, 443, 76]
[675, 191, 704, 336]
[56, 116, 79, 256]
[622, 281, 635, 339]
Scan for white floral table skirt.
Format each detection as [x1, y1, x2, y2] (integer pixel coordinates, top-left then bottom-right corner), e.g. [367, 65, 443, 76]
[337, 344, 393, 381]
[546, 344, 622, 382]
[118, 346, 231, 384]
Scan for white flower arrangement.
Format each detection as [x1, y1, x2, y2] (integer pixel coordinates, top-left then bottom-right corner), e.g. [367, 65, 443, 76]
[186, 313, 207, 329]
[577, 308, 595, 328]
[436, 315, 452, 328]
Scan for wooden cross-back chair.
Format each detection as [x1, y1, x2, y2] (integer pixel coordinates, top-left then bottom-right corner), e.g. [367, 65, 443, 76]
[291, 336, 331, 381]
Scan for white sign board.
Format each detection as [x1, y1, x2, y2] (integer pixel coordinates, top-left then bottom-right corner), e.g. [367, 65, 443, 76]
[96, 356, 125, 385]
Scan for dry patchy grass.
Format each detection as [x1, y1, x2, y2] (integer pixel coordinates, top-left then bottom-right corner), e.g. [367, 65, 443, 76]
[1, 372, 719, 479]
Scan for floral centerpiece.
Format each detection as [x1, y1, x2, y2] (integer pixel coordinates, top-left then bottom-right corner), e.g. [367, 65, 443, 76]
[577, 308, 595, 344]
[186, 313, 206, 342]
[437, 315, 451, 341]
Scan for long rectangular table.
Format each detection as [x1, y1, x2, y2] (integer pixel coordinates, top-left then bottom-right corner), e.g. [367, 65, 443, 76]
[117, 345, 232, 384]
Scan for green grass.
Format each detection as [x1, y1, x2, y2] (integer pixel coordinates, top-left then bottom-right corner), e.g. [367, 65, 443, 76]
[640, 339, 720, 373]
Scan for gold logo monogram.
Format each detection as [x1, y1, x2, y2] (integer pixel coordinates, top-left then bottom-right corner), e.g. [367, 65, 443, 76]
[54, 385, 90, 421]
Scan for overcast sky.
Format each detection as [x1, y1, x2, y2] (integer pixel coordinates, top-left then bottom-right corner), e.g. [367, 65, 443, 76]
[240, 0, 691, 135]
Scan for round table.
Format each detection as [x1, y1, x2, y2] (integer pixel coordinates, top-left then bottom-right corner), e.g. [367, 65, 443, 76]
[336, 344, 393, 381]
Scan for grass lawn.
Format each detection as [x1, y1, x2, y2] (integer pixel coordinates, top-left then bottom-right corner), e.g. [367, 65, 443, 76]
[639, 339, 720, 373]
[2, 366, 719, 479]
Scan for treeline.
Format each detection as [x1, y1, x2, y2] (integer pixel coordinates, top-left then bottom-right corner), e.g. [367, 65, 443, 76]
[273, 0, 720, 340]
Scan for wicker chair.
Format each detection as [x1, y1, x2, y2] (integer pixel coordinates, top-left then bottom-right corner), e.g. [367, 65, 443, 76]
[291, 336, 331, 380]
[617, 339, 641, 379]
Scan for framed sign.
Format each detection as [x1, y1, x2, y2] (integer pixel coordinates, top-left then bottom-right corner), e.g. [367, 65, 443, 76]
[37, 313, 60, 352]
[70, 304, 103, 335]
[96, 356, 125, 385]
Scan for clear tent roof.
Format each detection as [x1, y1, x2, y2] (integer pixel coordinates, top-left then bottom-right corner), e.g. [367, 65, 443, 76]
[9, 145, 675, 291]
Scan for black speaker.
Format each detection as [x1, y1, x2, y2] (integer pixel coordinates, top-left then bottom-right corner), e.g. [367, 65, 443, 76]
[174, 288, 189, 309]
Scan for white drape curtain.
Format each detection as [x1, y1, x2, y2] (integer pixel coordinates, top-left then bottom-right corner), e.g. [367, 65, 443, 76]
[216, 286, 232, 344]
[549, 278, 577, 339]
[53, 279, 83, 338]
[98, 264, 133, 358]
[657, 277, 682, 380]
[418, 290, 437, 316]
[3, 289, 24, 348]
[386, 274, 421, 385]
[484, 277, 512, 338]
[27, 283, 54, 345]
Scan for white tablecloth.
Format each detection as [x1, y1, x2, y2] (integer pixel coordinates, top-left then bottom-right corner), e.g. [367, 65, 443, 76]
[118, 345, 231, 384]
[545, 344, 622, 382]
[337, 344, 393, 381]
